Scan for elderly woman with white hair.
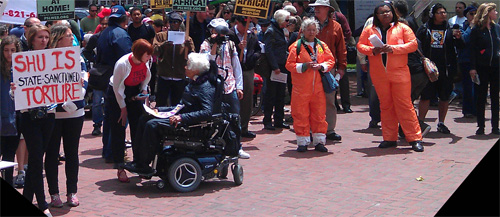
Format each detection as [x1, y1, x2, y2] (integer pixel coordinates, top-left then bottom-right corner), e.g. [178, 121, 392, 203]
[124, 53, 218, 175]
[262, 9, 292, 131]
[286, 18, 336, 152]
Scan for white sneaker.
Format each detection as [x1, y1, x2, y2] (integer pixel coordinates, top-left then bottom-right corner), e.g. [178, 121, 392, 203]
[238, 149, 250, 159]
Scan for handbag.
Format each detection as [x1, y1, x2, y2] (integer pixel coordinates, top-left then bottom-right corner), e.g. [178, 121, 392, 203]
[417, 49, 439, 82]
[319, 71, 338, 93]
[88, 64, 113, 90]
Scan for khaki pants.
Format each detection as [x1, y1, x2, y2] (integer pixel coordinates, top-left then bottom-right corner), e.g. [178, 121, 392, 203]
[325, 90, 337, 135]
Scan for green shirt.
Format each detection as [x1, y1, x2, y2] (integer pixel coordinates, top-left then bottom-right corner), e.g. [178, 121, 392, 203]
[80, 16, 100, 33]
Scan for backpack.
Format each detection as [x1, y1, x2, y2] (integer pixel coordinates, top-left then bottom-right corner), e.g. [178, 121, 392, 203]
[296, 37, 325, 59]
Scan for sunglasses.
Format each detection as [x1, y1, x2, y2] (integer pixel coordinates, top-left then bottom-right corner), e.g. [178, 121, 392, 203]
[169, 20, 180, 24]
[285, 19, 290, 22]
[224, 11, 231, 14]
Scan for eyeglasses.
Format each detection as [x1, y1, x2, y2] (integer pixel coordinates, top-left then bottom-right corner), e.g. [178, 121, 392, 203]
[378, 10, 392, 15]
[435, 11, 447, 15]
[284, 19, 290, 22]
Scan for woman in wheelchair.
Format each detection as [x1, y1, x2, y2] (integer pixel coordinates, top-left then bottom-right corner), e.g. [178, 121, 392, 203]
[125, 53, 219, 175]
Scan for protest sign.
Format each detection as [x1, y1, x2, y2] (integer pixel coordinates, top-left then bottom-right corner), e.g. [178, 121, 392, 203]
[37, 0, 75, 21]
[0, 0, 37, 25]
[172, 0, 206, 12]
[234, 0, 271, 19]
[12, 47, 83, 110]
[151, 0, 172, 9]
[0, 0, 8, 19]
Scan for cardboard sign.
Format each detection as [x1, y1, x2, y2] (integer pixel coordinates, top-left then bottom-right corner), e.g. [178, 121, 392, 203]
[234, 0, 271, 19]
[0, 0, 37, 25]
[172, 0, 206, 12]
[37, 0, 75, 21]
[151, 0, 172, 9]
[12, 47, 83, 110]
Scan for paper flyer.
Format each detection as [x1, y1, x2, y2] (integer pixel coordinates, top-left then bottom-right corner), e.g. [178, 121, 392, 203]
[369, 34, 384, 48]
[270, 72, 287, 84]
[143, 104, 184, 119]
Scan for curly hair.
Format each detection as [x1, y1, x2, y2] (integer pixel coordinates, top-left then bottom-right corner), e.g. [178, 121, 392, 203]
[472, 3, 497, 29]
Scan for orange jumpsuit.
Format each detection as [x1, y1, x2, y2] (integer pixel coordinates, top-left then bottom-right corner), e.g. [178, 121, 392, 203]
[357, 23, 422, 142]
[286, 39, 336, 146]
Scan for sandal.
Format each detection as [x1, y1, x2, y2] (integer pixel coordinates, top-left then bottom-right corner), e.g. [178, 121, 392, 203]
[117, 169, 130, 183]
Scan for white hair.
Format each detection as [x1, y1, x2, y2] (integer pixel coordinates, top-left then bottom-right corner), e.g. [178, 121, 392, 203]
[273, 9, 290, 25]
[301, 18, 320, 33]
[187, 53, 210, 73]
[83, 33, 93, 43]
[283, 5, 297, 14]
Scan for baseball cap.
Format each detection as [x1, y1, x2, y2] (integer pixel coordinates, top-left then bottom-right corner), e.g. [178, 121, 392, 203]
[98, 8, 111, 18]
[168, 12, 183, 21]
[144, 8, 153, 14]
[110, 5, 126, 18]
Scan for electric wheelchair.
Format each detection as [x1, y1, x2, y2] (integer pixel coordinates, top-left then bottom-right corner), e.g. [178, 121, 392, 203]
[125, 65, 244, 193]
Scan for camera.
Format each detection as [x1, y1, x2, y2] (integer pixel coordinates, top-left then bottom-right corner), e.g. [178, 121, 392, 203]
[28, 107, 48, 120]
[209, 34, 228, 45]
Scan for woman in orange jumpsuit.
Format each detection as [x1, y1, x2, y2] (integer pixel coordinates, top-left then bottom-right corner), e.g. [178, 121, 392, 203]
[357, 3, 424, 152]
[286, 19, 335, 153]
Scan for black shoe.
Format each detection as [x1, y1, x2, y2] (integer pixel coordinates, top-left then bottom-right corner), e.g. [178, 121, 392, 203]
[264, 123, 275, 130]
[297, 145, 308, 152]
[420, 122, 432, 138]
[492, 128, 500, 135]
[326, 133, 341, 141]
[343, 106, 353, 113]
[410, 141, 424, 152]
[124, 162, 154, 175]
[92, 124, 102, 136]
[369, 120, 380, 128]
[476, 127, 485, 135]
[314, 144, 328, 152]
[437, 123, 451, 134]
[241, 131, 256, 138]
[378, 141, 397, 148]
[275, 123, 290, 129]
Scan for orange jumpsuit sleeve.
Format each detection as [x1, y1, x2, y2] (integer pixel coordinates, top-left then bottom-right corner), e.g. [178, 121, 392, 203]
[286, 41, 300, 74]
[391, 24, 418, 55]
[357, 25, 375, 57]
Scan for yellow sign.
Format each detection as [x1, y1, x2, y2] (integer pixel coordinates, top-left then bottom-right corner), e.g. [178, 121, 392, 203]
[234, 0, 271, 19]
[151, 0, 172, 9]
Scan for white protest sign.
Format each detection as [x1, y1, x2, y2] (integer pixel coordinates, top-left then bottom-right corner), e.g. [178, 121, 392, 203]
[0, 0, 37, 25]
[12, 46, 83, 110]
[168, 31, 185, 44]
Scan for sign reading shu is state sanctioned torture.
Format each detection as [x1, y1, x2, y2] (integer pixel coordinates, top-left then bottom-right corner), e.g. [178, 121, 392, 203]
[37, 0, 74, 21]
[151, 0, 172, 9]
[172, 0, 206, 12]
[234, 0, 271, 19]
[12, 47, 83, 110]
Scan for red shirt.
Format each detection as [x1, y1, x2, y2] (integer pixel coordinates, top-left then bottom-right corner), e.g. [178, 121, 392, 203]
[124, 54, 147, 86]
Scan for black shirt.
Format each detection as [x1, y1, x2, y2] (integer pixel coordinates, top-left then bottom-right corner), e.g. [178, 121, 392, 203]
[127, 23, 155, 42]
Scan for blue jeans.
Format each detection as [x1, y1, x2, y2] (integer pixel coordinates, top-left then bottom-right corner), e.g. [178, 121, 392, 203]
[92, 89, 105, 126]
[460, 63, 476, 115]
[222, 90, 240, 114]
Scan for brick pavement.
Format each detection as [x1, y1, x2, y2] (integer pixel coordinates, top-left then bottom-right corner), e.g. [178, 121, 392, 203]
[14, 75, 498, 216]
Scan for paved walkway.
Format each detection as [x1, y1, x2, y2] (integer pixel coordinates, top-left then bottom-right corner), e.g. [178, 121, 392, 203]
[15, 76, 499, 216]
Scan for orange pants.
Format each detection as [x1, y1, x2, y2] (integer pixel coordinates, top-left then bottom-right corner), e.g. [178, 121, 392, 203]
[291, 88, 328, 141]
[372, 80, 422, 142]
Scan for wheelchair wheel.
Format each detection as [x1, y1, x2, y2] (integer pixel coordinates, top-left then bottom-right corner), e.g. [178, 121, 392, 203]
[251, 91, 263, 116]
[232, 164, 243, 186]
[167, 158, 202, 192]
[156, 180, 166, 190]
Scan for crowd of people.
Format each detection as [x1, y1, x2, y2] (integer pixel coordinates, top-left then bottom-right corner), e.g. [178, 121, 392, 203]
[0, 0, 499, 216]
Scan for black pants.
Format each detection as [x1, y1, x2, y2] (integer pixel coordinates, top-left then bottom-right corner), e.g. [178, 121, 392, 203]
[475, 64, 499, 129]
[134, 115, 166, 166]
[335, 73, 351, 109]
[21, 112, 55, 211]
[104, 85, 144, 167]
[45, 116, 84, 195]
[1, 135, 20, 186]
[263, 64, 287, 125]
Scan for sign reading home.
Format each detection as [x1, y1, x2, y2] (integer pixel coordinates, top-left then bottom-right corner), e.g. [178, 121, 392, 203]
[151, 0, 172, 9]
[234, 0, 271, 19]
[172, 0, 206, 12]
[12, 47, 83, 110]
[37, 0, 74, 21]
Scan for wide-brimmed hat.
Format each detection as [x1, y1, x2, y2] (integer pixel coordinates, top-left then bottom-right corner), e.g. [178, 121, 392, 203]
[308, 0, 333, 9]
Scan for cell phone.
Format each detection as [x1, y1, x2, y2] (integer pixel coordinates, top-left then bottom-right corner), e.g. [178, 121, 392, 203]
[137, 93, 150, 98]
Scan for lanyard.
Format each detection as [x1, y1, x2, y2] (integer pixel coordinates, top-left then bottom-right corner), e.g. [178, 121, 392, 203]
[302, 38, 317, 62]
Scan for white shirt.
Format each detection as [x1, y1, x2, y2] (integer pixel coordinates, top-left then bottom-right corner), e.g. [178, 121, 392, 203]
[449, 16, 467, 28]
